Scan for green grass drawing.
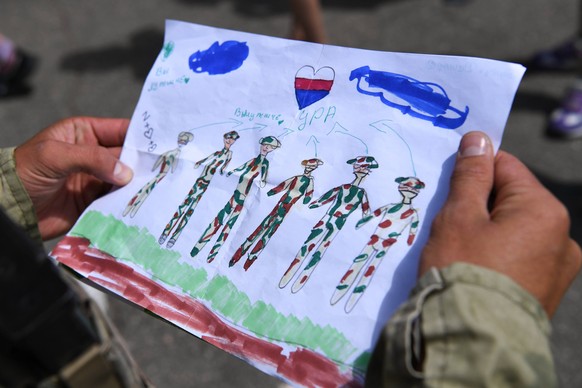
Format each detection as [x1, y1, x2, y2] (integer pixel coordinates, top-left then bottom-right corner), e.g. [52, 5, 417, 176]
[70, 210, 371, 370]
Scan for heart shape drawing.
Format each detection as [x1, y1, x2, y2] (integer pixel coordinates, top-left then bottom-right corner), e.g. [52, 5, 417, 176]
[294, 66, 335, 110]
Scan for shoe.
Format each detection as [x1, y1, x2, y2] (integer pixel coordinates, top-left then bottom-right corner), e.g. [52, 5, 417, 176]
[530, 39, 582, 71]
[548, 83, 582, 139]
[0, 49, 36, 97]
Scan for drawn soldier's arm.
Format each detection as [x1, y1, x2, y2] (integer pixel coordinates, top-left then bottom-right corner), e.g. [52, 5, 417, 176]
[194, 151, 218, 169]
[259, 159, 270, 187]
[227, 159, 251, 177]
[170, 152, 180, 173]
[407, 209, 420, 245]
[220, 150, 233, 175]
[355, 204, 388, 229]
[360, 190, 371, 217]
[268, 177, 294, 197]
[308, 186, 340, 209]
[151, 152, 166, 172]
[303, 177, 315, 204]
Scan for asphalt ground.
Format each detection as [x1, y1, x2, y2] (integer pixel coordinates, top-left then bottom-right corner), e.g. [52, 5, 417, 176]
[1, 0, 581, 386]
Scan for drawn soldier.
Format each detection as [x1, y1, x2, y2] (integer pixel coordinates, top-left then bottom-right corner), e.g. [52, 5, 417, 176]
[159, 131, 240, 248]
[331, 176, 425, 313]
[280, 156, 378, 292]
[229, 158, 323, 270]
[191, 136, 282, 263]
[123, 131, 193, 218]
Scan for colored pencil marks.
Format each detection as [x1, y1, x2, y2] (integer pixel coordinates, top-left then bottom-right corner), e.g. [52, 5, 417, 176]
[123, 131, 193, 218]
[159, 131, 240, 248]
[56, 211, 367, 385]
[189, 41, 249, 75]
[229, 158, 323, 270]
[332, 177, 425, 313]
[280, 157, 378, 293]
[190, 136, 282, 263]
[350, 65, 469, 129]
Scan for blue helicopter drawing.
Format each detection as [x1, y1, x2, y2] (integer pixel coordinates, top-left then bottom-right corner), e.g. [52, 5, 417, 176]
[350, 65, 469, 130]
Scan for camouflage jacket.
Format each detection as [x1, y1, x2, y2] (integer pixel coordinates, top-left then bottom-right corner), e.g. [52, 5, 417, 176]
[0, 147, 148, 387]
[366, 263, 556, 387]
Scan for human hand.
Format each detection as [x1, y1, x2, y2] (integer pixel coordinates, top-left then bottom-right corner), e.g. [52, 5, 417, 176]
[419, 131, 582, 317]
[14, 117, 133, 240]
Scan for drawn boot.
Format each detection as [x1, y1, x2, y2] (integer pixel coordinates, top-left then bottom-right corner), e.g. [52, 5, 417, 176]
[291, 250, 323, 293]
[158, 234, 167, 245]
[243, 254, 257, 271]
[229, 245, 245, 267]
[166, 238, 176, 249]
[330, 251, 371, 305]
[345, 250, 386, 313]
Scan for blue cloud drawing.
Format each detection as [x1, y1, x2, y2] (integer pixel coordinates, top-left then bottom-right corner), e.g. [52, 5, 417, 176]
[189, 41, 249, 75]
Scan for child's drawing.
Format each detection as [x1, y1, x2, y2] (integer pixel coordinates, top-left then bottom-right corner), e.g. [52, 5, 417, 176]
[279, 156, 377, 292]
[295, 65, 335, 109]
[52, 20, 527, 388]
[123, 131, 193, 218]
[159, 131, 240, 248]
[191, 136, 281, 263]
[332, 176, 425, 313]
[189, 41, 249, 75]
[229, 158, 323, 270]
[349, 65, 469, 129]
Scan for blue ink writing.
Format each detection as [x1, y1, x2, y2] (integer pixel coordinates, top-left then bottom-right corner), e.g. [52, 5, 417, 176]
[234, 108, 282, 123]
[189, 41, 249, 75]
[349, 66, 469, 129]
[297, 106, 336, 131]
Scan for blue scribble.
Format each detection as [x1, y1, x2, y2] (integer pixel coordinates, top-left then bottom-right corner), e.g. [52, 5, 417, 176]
[350, 66, 469, 129]
[189, 41, 249, 75]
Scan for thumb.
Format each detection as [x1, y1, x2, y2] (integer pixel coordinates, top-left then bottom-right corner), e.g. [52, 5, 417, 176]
[445, 131, 495, 219]
[42, 141, 133, 186]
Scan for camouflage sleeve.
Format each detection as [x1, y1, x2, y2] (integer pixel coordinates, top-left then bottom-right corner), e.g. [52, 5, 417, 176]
[366, 263, 556, 387]
[0, 147, 41, 244]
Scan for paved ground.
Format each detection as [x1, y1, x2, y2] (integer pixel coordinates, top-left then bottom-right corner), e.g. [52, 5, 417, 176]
[2, 0, 581, 386]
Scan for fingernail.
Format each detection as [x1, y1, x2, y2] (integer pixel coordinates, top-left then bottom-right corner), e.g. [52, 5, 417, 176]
[458, 132, 490, 158]
[114, 162, 133, 184]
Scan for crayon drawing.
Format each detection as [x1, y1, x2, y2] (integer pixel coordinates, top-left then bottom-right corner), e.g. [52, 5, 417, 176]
[230, 158, 322, 270]
[190, 136, 281, 263]
[159, 131, 239, 248]
[51, 20, 525, 388]
[280, 156, 377, 292]
[332, 176, 425, 313]
[123, 131, 193, 218]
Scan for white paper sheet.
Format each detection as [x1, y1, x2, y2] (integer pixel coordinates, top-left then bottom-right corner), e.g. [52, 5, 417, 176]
[53, 20, 525, 387]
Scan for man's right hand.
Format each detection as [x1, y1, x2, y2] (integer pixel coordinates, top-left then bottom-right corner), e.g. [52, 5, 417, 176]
[419, 131, 582, 317]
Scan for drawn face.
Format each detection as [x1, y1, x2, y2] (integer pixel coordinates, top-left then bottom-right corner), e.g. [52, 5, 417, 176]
[397, 178, 424, 200]
[353, 164, 371, 177]
[260, 144, 277, 155]
[302, 158, 323, 174]
[224, 137, 237, 147]
[178, 133, 192, 147]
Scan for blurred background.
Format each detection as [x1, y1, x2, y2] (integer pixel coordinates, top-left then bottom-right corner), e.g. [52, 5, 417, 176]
[1, 0, 581, 386]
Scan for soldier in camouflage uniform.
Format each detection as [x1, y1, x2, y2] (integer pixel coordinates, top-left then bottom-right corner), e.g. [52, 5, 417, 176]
[331, 176, 425, 313]
[229, 158, 323, 270]
[159, 131, 239, 248]
[190, 136, 281, 263]
[279, 156, 378, 292]
[123, 131, 193, 218]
